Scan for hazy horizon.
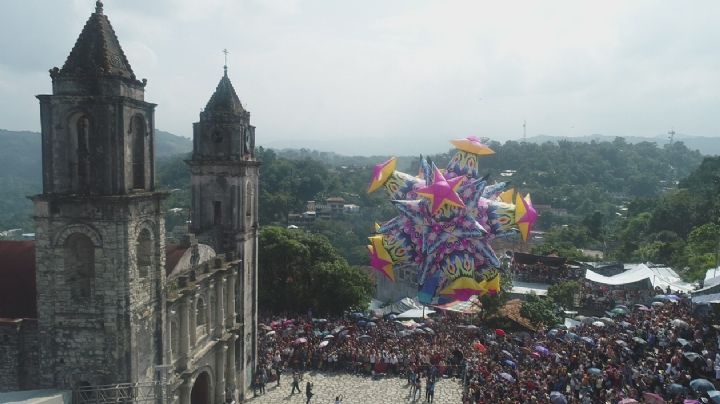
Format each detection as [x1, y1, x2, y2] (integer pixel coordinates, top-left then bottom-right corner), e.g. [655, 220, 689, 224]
[1, 1, 719, 156]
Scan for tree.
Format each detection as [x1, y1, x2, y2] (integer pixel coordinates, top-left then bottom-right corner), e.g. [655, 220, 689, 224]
[683, 223, 720, 280]
[547, 280, 580, 309]
[258, 226, 373, 315]
[520, 294, 561, 328]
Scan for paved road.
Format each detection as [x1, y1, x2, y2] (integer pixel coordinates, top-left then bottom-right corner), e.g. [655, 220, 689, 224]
[245, 373, 463, 404]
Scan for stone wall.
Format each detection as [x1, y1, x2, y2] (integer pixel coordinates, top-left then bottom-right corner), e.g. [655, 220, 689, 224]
[33, 192, 166, 389]
[0, 319, 38, 392]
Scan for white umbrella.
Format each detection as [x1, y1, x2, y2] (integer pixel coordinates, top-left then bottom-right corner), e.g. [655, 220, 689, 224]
[671, 319, 689, 328]
[499, 372, 515, 382]
[318, 340, 329, 348]
[592, 321, 606, 328]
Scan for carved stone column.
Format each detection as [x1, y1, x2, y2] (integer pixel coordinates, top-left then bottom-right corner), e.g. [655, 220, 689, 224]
[225, 270, 236, 328]
[215, 342, 227, 404]
[214, 277, 225, 338]
[189, 293, 197, 346]
[226, 335, 238, 402]
[178, 377, 191, 404]
[177, 293, 190, 371]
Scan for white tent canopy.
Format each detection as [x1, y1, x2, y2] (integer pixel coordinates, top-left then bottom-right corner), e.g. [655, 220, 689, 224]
[693, 293, 720, 304]
[585, 263, 695, 293]
[511, 281, 549, 296]
[704, 267, 720, 288]
[396, 308, 435, 319]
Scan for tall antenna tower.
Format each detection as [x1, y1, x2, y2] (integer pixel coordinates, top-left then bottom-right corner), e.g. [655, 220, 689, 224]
[523, 120, 527, 142]
[667, 128, 676, 144]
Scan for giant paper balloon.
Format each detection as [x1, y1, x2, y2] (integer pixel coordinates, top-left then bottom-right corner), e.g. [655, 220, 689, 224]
[367, 137, 538, 305]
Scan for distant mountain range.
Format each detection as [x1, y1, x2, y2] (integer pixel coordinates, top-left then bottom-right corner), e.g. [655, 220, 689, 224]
[524, 134, 720, 156]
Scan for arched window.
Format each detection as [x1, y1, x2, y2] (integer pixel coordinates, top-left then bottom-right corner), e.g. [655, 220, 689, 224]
[136, 229, 152, 278]
[64, 233, 95, 302]
[76, 116, 91, 192]
[196, 298, 206, 335]
[131, 116, 146, 190]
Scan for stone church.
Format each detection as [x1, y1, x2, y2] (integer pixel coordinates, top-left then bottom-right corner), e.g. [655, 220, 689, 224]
[0, 2, 259, 403]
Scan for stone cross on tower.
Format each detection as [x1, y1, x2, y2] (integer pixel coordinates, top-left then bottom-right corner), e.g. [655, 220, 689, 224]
[223, 48, 229, 74]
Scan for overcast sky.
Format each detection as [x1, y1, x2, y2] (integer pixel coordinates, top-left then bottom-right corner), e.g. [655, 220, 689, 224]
[1, 0, 719, 155]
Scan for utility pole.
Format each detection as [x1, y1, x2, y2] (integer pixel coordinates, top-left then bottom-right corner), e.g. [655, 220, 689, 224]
[523, 120, 527, 142]
[668, 128, 676, 145]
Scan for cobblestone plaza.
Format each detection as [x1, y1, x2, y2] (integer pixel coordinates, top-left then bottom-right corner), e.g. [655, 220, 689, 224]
[246, 373, 463, 404]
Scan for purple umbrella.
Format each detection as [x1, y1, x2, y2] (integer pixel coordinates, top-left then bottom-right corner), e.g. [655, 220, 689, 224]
[534, 345, 550, 355]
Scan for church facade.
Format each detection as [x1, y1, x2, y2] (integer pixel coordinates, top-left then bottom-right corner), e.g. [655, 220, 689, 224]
[0, 2, 258, 403]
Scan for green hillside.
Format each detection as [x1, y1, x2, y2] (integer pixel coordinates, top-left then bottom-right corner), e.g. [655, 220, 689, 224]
[0, 129, 192, 233]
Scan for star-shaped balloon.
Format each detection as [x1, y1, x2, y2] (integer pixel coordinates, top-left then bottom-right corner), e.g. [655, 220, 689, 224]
[366, 137, 536, 305]
[367, 235, 395, 281]
[367, 157, 397, 193]
[515, 193, 538, 241]
[416, 167, 465, 215]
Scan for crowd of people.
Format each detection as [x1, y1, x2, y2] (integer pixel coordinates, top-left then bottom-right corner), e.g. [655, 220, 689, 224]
[257, 295, 719, 403]
[510, 261, 583, 284]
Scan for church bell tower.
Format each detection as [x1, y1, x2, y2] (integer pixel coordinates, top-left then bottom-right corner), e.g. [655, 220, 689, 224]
[188, 62, 260, 390]
[188, 64, 259, 253]
[33, 1, 167, 389]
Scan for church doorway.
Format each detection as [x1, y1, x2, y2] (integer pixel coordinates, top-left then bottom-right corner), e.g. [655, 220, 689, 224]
[190, 371, 211, 404]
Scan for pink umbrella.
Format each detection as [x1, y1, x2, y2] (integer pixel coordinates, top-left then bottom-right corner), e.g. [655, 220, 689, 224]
[643, 392, 666, 404]
[619, 399, 639, 404]
[292, 337, 307, 345]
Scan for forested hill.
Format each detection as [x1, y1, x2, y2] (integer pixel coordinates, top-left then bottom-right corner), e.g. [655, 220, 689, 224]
[526, 134, 720, 156]
[1, 132, 711, 272]
[419, 139, 703, 224]
[0, 129, 192, 232]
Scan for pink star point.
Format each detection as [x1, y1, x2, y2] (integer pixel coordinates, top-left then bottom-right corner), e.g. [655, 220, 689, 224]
[367, 245, 393, 280]
[517, 195, 538, 225]
[417, 168, 465, 214]
[367, 158, 397, 193]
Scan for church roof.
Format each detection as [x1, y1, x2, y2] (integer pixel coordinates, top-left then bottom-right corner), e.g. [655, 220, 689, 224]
[0, 241, 36, 319]
[58, 1, 136, 81]
[204, 68, 245, 114]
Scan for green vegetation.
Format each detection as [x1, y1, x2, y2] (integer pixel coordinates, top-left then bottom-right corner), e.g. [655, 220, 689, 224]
[547, 280, 580, 309]
[258, 226, 373, 315]
[520, 294, 561, 328]
[612, 156, 720, 280]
